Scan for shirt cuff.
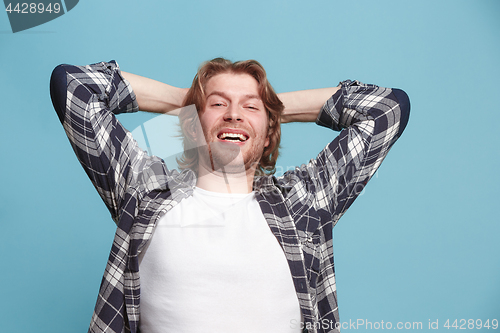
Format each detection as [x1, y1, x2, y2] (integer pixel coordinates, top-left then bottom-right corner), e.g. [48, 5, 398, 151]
[315, 82, 345, 131]
[96, 60, 139, 115]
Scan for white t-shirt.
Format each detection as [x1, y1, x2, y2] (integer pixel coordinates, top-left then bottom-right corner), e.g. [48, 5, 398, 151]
[138, 187, 302, 333]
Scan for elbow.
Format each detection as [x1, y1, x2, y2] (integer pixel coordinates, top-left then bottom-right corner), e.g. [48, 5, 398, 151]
[50, 64, 69, 124]
[392, 88, 410, 138]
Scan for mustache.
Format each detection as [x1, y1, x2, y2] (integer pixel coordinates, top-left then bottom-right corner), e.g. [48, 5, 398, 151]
[208, 124, 254, 138]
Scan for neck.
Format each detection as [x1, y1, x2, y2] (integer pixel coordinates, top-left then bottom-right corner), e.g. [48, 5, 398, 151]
[196, 163, 256, 194]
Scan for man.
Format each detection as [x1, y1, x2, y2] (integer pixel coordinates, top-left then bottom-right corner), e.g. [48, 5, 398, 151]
[50, 58, 409, 333]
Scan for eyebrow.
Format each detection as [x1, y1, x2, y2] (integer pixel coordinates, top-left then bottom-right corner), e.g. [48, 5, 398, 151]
[207, 91, 262, 101]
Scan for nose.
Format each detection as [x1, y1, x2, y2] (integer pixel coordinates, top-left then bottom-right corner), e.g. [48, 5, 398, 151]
[223, 104, 243, 122]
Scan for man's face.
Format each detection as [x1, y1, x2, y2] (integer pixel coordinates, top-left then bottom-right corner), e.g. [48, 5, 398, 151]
[197, 72, 270, 173]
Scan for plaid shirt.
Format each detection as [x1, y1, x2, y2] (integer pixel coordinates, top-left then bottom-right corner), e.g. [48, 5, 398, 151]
[50, 61, 409, 333]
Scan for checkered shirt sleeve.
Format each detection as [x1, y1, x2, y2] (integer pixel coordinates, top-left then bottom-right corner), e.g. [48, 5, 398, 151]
[313, 80, 409, 220]
[50, 60, 145, 223]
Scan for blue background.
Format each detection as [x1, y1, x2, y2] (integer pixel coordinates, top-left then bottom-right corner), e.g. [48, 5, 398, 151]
[1, 0, 499, 331]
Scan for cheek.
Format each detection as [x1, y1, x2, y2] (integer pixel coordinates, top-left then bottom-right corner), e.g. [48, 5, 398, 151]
[199, 113, 216, 135]
[253, 123, 269, 147]
[253, 116, 270, 146]
[263, 118, 271, 147]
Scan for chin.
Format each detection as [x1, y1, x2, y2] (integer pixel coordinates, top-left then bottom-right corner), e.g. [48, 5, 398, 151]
[199, 141, 263, 174]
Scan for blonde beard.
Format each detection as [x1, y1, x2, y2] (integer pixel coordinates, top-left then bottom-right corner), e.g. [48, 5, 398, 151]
[197, 140, 263, 175]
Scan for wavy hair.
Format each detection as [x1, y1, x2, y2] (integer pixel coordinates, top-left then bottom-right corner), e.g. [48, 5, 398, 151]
[177, 58, 283, 176]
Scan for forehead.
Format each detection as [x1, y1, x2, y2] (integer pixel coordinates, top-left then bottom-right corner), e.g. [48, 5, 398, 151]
[205, 73, 260, 98]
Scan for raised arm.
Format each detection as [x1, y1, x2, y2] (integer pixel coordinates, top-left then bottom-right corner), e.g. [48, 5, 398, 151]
[310, 80, 410, 218]
[279, 79, 410, 223]
[278, 87, 340, 123]
[121, 71, 187, 114]
[50, 61, 151, 223]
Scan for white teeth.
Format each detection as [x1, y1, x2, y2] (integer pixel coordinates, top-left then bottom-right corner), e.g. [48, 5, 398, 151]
[219, 132, 247, 141]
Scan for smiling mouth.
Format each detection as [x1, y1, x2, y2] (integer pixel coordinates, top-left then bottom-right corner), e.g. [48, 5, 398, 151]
[217, 132, 249, 142]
